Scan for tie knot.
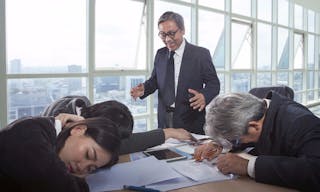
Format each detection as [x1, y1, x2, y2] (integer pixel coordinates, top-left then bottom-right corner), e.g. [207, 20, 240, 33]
[169, 51, 175, 59]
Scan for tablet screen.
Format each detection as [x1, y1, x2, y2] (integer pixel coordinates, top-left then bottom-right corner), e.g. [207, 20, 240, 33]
[143, 148, 187, 162]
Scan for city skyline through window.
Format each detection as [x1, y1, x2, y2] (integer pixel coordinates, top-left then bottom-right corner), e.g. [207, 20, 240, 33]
[1, 0, 320, 130]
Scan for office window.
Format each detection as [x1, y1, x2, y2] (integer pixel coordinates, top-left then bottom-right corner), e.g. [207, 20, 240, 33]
[278, 0, 289, 26]
[8, 78, 87, 122]
[319, 71, 320, 99]
[307, 71, 315, 101]
[294, 33, 304, 69]
[152, 90, 158, 113]
[2, 0, 320, 129]
[6, 0, 86, 74]
[319, 36, 320, 69]
[294, 4, 304, 30]
[257, 72, 272, 87]
[257, 23, 272, 70]
[231, 21, 252, 69]
[6, 0, 87, 122]
[232, 0, 251, 17]
[93, 76, 147, 115]
[295, 92, 303, 103]
[198, 10, 225, 69]
[199, 0, 224, 10]
[134, 118, 147, 133]
[257, 0, 272, 22]
[278, 27, 289, 69]
[308, 35, 315, 69]
[293, 71, 303, 92]
[293, 71, 303, 103]
[231, 73, 251, 92]
[277, 71, 289, 85]
[308, 10, 315, 33]
[153, 117, 158, 130]
[217, 73, 225, 94]
[95, 0, 146, 70]
[319, 36, 320, 100]
[178, 0, 192, 3]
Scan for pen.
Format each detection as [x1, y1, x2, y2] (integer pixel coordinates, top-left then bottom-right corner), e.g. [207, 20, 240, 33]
[123, 185, 161, 192]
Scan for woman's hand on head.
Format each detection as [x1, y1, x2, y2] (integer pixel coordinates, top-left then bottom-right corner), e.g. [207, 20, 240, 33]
[55, 113, 84, 128]
[163, 128, 196, 141]
[194, 141, 222, 161]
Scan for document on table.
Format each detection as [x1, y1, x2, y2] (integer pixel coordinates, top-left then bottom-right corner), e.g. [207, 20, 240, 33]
[87, 134, 234, 192]
[146, 159, 234, 191]
[85, 156, 182, 192]
[170, 159, 231, 181]
[148, 133, 211, 151]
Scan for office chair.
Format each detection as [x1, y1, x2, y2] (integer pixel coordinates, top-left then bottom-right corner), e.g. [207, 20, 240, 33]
[249, 85, 294, 100]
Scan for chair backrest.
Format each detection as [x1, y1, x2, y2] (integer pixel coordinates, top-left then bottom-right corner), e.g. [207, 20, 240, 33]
[249, 85, 294, 100]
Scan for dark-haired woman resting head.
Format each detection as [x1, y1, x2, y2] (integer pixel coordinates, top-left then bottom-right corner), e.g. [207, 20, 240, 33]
[42, 97, 195, 155]
[0, 114, 120, 192]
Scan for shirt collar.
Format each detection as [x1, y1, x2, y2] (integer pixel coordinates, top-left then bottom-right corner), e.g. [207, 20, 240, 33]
[55, 119, 62, 136]
[263, 98, 271, 108]
[76, 106, 82, 116]
[174, 38, 186, 57]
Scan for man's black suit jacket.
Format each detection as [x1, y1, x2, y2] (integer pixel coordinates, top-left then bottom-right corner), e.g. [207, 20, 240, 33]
[142, 41, 220, 134]
[252, 92, 320, 191]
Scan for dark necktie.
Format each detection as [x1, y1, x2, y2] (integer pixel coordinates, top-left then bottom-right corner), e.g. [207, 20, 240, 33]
[165, 51, 175, 106]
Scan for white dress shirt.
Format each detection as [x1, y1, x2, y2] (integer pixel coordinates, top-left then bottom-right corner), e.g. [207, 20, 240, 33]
[172, 39, 186, 107]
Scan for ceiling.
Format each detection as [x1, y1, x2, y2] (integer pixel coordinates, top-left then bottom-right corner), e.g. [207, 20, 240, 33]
[294, 0, 320, 12]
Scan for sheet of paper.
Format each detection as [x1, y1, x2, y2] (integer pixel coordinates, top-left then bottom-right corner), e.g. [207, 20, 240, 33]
[147, 160, 234, 191]
[191, 133, 211, 140]
[169, 159, 232, 181]
[175, 144, 196, 155]
[147, 133, 211, 151]
[86, 156, 182, 192]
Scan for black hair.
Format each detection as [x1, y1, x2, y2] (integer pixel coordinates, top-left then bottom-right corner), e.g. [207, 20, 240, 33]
[56, 117, 121, 168]
[158, 11, 185, 31]
[81, 100, 133, 139]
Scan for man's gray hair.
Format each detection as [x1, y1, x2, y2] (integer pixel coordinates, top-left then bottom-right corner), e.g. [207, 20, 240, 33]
[204, 93, 266, 141]
[158, 11, 185, 31]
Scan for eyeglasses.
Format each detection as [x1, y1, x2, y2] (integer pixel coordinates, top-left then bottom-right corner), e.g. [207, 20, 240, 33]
[158, 29, 179, 39]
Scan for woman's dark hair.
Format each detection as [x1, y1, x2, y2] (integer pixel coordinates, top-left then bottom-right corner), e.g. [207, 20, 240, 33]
[56, 117, 121, 168]
[81, 100, 134, 139]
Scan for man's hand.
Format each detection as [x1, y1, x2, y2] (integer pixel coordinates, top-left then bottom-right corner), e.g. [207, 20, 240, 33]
[163, 128, 196, 141]
[130, 83, 144, 100]
[216, 153, 249, 176]
[194, 141, 222, 161]
[55, 113, 84, 128]
[188, 89, 206, 111]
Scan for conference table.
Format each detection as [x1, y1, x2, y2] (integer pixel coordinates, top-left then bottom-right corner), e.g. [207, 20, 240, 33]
[115, 155, 298, 192]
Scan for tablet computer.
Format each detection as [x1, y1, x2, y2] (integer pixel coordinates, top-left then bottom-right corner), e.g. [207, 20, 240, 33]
[143, 148, 187, 162]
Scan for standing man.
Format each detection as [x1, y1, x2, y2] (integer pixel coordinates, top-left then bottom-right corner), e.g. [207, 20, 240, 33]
[131, 11, 220, 134]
